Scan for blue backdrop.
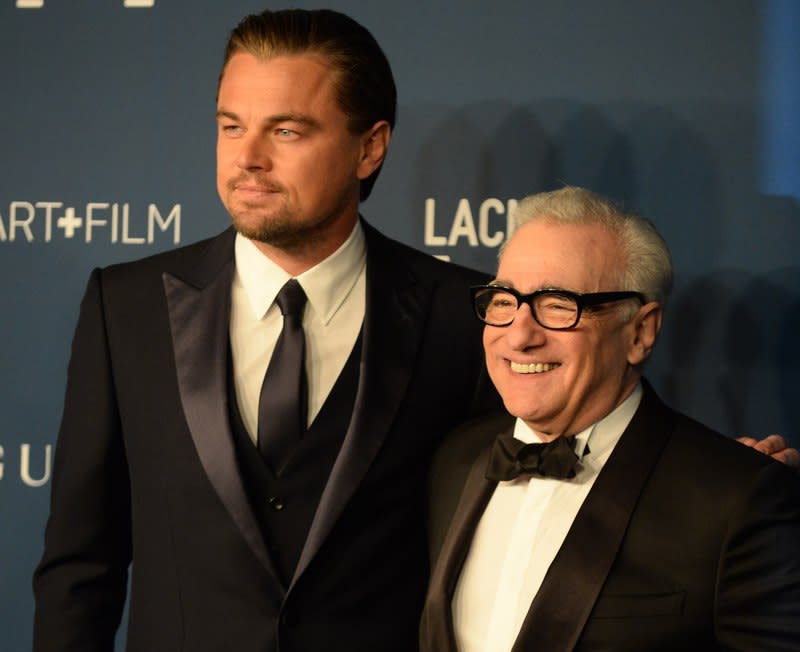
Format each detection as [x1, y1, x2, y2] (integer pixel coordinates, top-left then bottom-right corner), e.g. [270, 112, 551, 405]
[2, 1, 798, 649]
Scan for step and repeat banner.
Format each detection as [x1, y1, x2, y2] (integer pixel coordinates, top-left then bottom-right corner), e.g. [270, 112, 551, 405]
[2, 1, 798, 649]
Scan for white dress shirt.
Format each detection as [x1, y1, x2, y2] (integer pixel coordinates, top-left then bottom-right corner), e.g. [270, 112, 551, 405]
[229, 223, 367, 443]
[452, 384, 643, 652]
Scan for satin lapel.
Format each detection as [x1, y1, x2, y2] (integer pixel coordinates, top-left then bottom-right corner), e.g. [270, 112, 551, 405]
[512, 382, 674, 652]
[293, 224, 431, 584]
[162, 233, 276, 584]
[421, 443, 500, 652]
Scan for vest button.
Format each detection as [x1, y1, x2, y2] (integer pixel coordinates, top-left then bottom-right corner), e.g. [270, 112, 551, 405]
[268, 496, 284, 511]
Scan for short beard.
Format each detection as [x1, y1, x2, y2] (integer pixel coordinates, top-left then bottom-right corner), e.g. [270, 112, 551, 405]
[224, 175, 356, 256]
[229, 204, 341, 256]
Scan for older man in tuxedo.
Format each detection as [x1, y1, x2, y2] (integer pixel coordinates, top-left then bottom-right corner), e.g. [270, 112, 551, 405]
[421, 186, 800, 651]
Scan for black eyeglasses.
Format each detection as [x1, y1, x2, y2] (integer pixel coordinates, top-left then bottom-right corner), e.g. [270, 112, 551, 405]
[471, 285, 645, 330]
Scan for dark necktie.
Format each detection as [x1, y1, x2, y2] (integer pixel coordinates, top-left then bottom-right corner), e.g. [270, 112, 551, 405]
[485, 433, 581, 482]
[257, 279, 307, 475]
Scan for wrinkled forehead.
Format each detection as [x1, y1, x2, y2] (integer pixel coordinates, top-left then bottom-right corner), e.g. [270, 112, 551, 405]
[497, 220, 624, 292]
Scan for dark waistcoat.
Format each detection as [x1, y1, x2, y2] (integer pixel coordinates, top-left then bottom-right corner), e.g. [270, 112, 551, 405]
[227, 334, 363, 584]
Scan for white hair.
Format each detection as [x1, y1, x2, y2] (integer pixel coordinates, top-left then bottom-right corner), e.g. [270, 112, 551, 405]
[505, 186, 673, 310]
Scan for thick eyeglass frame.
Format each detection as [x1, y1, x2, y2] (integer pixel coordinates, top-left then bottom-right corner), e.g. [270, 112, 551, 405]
[471, 284, 646, 330]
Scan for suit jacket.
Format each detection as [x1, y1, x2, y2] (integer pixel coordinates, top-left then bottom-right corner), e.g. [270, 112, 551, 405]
[33, 221, 500, 652]
[421, 382, 800, 651]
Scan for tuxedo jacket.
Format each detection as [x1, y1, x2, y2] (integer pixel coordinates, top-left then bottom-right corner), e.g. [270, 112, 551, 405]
[33, 221, 500, 652]
[421, 382, 800, 651]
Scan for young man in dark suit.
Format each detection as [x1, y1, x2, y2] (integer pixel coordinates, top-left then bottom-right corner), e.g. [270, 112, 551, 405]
[421, 187, 800, 651]
[32, 9, 499, 652]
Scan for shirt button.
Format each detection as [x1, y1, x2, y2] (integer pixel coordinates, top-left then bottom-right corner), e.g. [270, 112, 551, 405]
[268, 496, 284, 511]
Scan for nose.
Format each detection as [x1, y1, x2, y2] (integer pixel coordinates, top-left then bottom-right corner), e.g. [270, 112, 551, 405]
[504, 302, 547, 350]
[235, 133, 272, 172]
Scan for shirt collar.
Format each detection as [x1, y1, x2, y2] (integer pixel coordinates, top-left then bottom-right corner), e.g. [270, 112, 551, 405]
[234, 221, 366, 323]
[512, 382, 644, 460]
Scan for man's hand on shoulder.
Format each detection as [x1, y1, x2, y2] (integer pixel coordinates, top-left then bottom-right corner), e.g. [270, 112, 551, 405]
[738, 434, 800, 468]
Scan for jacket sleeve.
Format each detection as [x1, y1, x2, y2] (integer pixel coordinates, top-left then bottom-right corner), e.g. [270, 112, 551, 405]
[716, 460, 800, 650]
[32, 268, 131, 652]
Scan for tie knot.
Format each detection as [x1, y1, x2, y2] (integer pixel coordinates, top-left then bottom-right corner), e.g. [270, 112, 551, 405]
[276, 279, 307, 316]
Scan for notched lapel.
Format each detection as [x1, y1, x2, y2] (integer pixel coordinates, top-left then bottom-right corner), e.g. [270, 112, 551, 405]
[163, 256, 277, 584]
[512, 383, 674, 652]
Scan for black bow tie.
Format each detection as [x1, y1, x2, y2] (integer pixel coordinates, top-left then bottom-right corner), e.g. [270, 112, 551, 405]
[485, 433, 582, 482]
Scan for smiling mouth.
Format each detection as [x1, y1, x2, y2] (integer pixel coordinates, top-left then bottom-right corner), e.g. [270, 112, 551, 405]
[509, 361, 561, 374]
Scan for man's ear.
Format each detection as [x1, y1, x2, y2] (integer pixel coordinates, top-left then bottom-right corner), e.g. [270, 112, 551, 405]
[627, 301, 662, 366]
[357, 121, 391, 180]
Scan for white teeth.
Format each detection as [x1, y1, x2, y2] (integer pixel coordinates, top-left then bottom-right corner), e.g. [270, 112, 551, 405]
[510, 361, 561, 374]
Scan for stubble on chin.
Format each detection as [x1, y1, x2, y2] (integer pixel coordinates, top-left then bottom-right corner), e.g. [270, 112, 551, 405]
[223, 176, 292, 243]
[228, 203, 330, 254]
[223, 174, 357, 258]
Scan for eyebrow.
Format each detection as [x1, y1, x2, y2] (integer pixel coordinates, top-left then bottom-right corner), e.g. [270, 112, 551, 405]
[215, 109, 320, 130]
[490, 278, 527, 289]
[490, 279, 573, 293]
